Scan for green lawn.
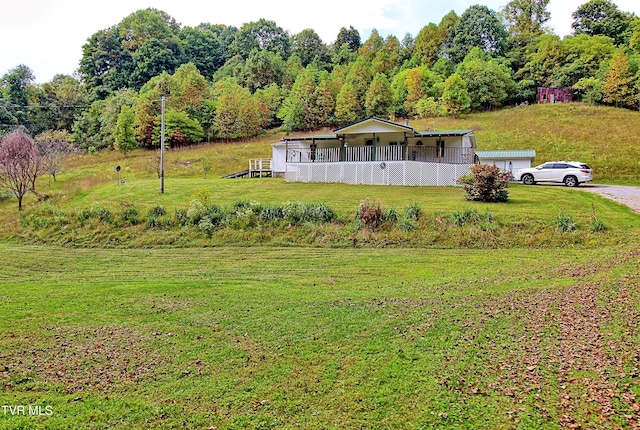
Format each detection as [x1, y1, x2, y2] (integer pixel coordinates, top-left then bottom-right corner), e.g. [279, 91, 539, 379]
[2, 104, 640, 428]
[1, 243, 639, 429]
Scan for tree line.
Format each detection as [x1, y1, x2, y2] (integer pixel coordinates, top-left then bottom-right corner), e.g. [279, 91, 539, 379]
[1, 0, 639, 154]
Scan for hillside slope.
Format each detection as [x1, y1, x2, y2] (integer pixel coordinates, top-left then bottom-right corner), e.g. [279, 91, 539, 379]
[412, 103, 640, 184]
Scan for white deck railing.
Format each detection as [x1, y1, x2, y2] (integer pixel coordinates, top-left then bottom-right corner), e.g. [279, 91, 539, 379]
[286, 146, 474, 165]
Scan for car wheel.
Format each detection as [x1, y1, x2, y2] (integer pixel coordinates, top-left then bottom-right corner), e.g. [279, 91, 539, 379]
[522, 174, 535, 185]
[564, 175, 578, 187]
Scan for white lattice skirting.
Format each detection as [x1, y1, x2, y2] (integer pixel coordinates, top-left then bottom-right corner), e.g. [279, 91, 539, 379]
[284, 161, 474, 186]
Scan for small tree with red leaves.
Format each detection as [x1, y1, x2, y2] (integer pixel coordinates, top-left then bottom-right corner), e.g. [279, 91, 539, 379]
[0, 129, 44, 210]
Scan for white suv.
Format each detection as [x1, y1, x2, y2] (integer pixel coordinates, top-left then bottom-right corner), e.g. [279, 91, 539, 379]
[515, 161, 593, 187]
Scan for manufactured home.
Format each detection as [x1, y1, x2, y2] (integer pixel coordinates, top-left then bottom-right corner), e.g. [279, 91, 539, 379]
[271, 117, 477, 186]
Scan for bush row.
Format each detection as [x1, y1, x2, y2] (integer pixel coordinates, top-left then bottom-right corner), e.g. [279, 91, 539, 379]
[19, 200, 607, 239]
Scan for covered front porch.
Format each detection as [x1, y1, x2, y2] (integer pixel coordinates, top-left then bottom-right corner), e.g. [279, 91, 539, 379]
[285, 144, 474, 164]
[271, 117, 478, 186]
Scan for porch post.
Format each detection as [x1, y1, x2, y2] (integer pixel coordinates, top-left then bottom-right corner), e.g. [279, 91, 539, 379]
[403, 132, 408, 161]
[285, 140, 288, 163]
[372, 133, 376, 161]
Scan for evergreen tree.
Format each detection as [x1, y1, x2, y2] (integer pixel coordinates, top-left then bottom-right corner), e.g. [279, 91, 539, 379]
[413, 23, 443, 67]
[365, 73, 393, 117]
[114, 105, 138, 154]
[335, 82, 359, 124]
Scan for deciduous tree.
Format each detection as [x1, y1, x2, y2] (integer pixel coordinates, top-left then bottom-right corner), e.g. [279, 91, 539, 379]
[333, 26, 361, 53]
[292, 29, 328, 67]
[440, 74, 471, 117]
[572, 0, 635, 46]
[456, 48, 516, 110]
[179, 26, 225, 79]
[35, 130, 75, 181]
[1, 65, 35, 126]
[602, 49, 637, 109]
[232, 19, 290, 59]
[0, 129, 43, 210]
[448, 5, 508, 64]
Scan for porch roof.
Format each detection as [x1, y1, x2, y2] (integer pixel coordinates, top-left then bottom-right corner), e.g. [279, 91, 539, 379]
[282, 134, 338, 142]
[414, 130, 473, 137]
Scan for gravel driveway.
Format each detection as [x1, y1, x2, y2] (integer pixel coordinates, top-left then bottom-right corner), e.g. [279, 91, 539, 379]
[579, 184, 640, 214]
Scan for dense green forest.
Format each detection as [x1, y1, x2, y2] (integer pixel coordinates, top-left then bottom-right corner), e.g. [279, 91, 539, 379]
[1, 0, 639, 153]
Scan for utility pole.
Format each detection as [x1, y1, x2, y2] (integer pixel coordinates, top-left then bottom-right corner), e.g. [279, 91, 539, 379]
[160, 96, 165, 193]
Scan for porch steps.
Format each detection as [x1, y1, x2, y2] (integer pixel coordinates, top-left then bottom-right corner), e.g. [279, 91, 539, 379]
[223, 169, 250, 179]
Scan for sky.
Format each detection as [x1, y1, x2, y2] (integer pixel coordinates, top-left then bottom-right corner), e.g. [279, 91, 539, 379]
[1, 0, 639, 83]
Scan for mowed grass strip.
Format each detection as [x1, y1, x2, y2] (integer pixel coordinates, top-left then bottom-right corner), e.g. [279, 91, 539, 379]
[1, 243, 639, 428]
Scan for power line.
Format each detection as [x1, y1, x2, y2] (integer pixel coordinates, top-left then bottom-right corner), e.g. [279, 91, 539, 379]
[1, 103, 93, 109]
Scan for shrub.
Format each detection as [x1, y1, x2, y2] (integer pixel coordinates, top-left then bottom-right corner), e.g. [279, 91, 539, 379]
[458, 164, 510, 202]
[146, 214, 160, 228]
[198, 216, 215, 237]
[77, 209, 91, 224]
[396, 217, 416, 232]
[121, 205, 140, 225]
[451, 208, 481, 226]
[206, 204, 227, 226]
[383, 207, 401, 223]
[186, 200, 207, 225]
[282, 201, 307, 223]
[553, 214, 577, 232]
[149, 204, 166, 217]
[358, 199, 383, 230]
[589, 217, 606, 232]
[306, 202, 336, 223]
[450, 208, 495, 227]
[190, 188, 211, 205]
[174, 208, 189, 226]
[404, 202, 422, 221]
[256, 204, 285, 222]
[91, 203, 112, 224]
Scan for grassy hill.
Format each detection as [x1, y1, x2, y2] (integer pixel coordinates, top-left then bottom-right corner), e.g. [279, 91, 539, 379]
[414, 103, 640, 184]
[28, 102, 639, 189]
[1, 104, 640, 429]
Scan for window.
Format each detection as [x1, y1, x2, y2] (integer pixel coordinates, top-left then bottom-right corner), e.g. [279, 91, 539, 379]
[365, 139, 374, 146]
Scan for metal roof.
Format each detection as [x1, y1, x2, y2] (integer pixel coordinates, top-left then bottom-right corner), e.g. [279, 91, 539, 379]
[475, 150, 536, 159]
[414, 130, 473, 137]
[282, 134, 338, 142]
[333, 116, 414, 134]
[281, 118, 475, 141]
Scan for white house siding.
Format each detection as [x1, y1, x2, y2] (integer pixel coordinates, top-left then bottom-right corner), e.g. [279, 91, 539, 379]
[478, 158, 531, 172]
[285, 161, 473, 186]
